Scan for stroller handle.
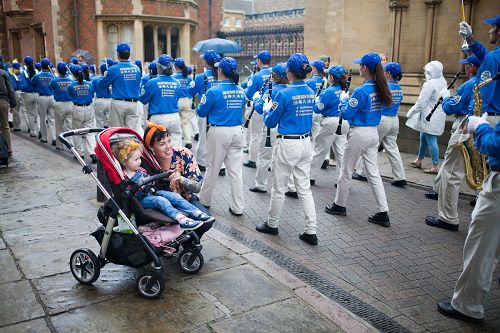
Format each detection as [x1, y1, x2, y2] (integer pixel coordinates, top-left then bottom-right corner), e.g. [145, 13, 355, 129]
[128, 171, 173, 195]
[59, 128, 106, 149]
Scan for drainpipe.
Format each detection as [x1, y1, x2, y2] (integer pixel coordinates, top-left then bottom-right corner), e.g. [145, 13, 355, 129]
[73, 0, 79, 49]
[208, 0, 212, 38]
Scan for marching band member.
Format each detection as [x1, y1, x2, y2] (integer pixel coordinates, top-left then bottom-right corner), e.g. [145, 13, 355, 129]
[307, 59, 326, 138]
[9, 62, 24, 132]
[68, 65, 97, 163]
[92, 63, 112, 128]
[50, 62, 74, 151]
[196, 57, 245, 215]
[353, 62, 407, 187]
[325, 52, 392, 227]
[32, 58, 56, 145]
[20, 56, 39, 137]
[249, 62, 289, 193]
[187, 50, 220, 172]
[173, 57, 194, 148]
[244, 50, 272, 169]
[98, 42, 142, 129]
[309, 65, 349, 186]
[425, 55, 480, 231]
[256, 53, 318, 246]
[142, 60, 158, 86]
[139, 54, 182, 147]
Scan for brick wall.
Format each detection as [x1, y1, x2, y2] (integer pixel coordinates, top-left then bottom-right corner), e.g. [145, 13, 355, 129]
[142, 0, 185, 17]
[0, 1, 9, 56]
[55, 0, 76, 62]
[76, 0, 97, 60]
[32, 0, 55, 60]
[100, 0, 132, 14]
[253, 0, 303, 13]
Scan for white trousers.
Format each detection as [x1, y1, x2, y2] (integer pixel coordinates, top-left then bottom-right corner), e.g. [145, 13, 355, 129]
[94, 98, 112, 128]
[451, 171, 500, 319]
[267, 137, 317, 234]
[196, 117, 207, 166]
[254, 125, 277, 191]
[149, 112, 183, 148]
[179, 97, 194, 144]
[357, 115, 406, 181]
[37, 95, 56, 142]
[72, 104, 96, 157]
[54, 101, 73, 150]
[335, 126, 389, 212]
[109, 99, 139, 129]
[23, 92, 39, 135]
[199, 126, 244, 213]
[310, 116, 347, 181]
[12, 91, 25, 130]
[248, 111, 264, 163]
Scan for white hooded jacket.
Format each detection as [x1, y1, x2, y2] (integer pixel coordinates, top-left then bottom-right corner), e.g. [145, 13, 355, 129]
[406, 61, 448, 136]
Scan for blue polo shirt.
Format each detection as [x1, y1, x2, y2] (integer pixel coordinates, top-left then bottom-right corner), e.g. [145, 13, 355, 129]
[49, 76, 73, 102]
[172, 72, 192, 98]
[313, 85, 342, 117]
[381, 81, 404, 117]
[476, 119, 500, 168]
[254, 83, 287, 115]
[98, 60, 141, 99]
[339, 80, 383, 126]
[33, 71, 55, 96]
[442, 76, 477, 117]
[20, 72, 37, 93]
[197, 80, 245, 126]
[68, 80, 94, 105]
[245, 67, 271, 100]
[187, 68, 218, 99]
[470, 42, 500, 115]
[92, 76, 112, 99]
[139, 75, 181, 115]
[263, 81, 315, 135]
[9, 73, 21, 90]
[306, 75, 325, 95]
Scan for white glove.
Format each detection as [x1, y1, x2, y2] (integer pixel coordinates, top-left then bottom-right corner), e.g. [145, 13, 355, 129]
[263, 100, 273, 113]
[459, 22, 472, 38]
[315, 96, 320, 104]
[441, 89, 450, 99]
[252, 91, 262, 102]
[339, 91, 349, 101]
[467, 113, 488, 133]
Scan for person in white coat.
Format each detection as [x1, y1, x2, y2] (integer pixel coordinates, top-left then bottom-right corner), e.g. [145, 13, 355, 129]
[405, 60, 448, 174]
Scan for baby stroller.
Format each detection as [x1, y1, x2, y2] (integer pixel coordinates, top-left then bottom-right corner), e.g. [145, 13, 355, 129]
[59, 127, 205, 299]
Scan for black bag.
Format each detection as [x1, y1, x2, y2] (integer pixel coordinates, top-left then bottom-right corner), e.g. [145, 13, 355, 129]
[0, 132, 9, 166]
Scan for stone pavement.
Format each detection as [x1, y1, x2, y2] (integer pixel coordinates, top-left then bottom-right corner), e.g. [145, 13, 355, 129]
[0, 134, 377, 333]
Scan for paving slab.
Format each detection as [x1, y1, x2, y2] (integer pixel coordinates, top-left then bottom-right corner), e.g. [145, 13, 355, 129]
[210, 297, 343, 333]
[0, 318, 51, 333]
[50, 281, 225, 333]
[0, 249, 22, 283]
[0, 280, 45, 327]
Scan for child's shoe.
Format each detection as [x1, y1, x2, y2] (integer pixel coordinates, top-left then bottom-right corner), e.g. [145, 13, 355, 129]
[176, 215, 204, 230]
[196, 211, 215, 223]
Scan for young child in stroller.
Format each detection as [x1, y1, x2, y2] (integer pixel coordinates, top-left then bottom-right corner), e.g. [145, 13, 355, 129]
[110, 138, 215, 230]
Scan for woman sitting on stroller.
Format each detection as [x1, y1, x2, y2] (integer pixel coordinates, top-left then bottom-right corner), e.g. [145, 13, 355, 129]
[111, 139, 215, 230]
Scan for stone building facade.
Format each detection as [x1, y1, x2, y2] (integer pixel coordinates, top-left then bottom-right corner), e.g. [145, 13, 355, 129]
[1, 0, 223, 65]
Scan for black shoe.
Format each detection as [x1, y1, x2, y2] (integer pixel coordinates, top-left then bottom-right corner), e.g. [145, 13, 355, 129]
[219, 168, 226, 176]
[38, 132, 42, 139]
[8, 121, 13, 128]
[391, 180, 407, 188]
[352, 172, 368, 182]
[229, 207, 243, 216]
[470, 199, 476, 207]
[285, 191, 298, 199]
[199, 165, 206, 172]
[243, 161, 257, 168]
[378, 143, 385, 152]
[425, 216, 458, 231]
[321, 159, 329, 169]
[256, 222, 278, 235]
[40, 139, 48, 143]
[51, 140, 56, 146]
[425, 191, 438, 200]
[249, 187, 267, 193]
[90, 154, 98, 164]
[13, 128, 21, 132]
[202, 204, 211, 210]
[310, 179, 316, 186]
[437, 302, 483, 322]
[243, 148, 249, 153]
[368, 212, 390, 227]
[268, 167, 271, 172]
[184, 143, 192, 150]
[194, 133, 199, 141]
[325, 203, 347, 216]
[299, 232, 318, 246]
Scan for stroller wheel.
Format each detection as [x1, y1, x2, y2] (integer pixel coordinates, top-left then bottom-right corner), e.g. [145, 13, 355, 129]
[177, 249, 204, 274]
[70, 249, 101, 285]
[135, 272, 164, 299]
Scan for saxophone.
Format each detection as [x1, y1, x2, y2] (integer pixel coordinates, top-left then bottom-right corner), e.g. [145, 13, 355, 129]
[457, 72, 499, 191]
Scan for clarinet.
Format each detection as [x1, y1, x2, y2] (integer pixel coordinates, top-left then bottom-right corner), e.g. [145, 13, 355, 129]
[191, 63, 197, 109]
[335, 69, 353, 135]
[316, 79, 326, 97]
[204, 73, 209, 133]
[246, 65, 257, 107]
[264, 81, 273, 148]
[243, 77, 271, 128]
[425, 71, 461, 121]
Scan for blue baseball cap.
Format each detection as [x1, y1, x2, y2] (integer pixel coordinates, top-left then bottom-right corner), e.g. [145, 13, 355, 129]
[24, 56, 33, 65]
[200, 50, 218, 64]
[287, 53, 310, 74]
[57, 62, 67, 72]
[12, 63, 21, 69]
[353, 52, 381, 71]
[327, 65, 346, 78]
[484, 15, 500, 26]
[272, 62, 287, 78]
[148, 61, 157, 70]
[458, 54, 481, 67]
[214, 57, 238, 77]
[174, 58, 185, 68]
[116, 42, 131, 53]
[134, 59, 142, 67]
[99, 63, 107, 73]
[50, 63, 55, 68]
[383, 62, 402, 77]
[158, 54, 173, 66]
[34, 62, 41, 70]
[311, 59, 325, 72]
[40, 58, 50, 67]
[81, 63, 89, 71]
[106, 58, 114, 67]
[70, 57, 78, 64]
[254, 50, 271, 63]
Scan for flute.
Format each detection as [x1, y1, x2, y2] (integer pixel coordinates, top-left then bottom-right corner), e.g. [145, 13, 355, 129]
[335, 69, 353, 135]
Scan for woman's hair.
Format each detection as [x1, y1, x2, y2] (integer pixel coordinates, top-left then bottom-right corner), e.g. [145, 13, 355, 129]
[221, 69, 239, 85]
[26, 63, 36, 79]
[77, 71, 84, 84]
[176, 63, 188, 78]
[332, 75, 347, 90]
[58, 67, 68, 76]
[289, 63, 312, 80]
[157, 63, 174, 76]
[206, 57, 219, 80]
[83, 67, 90, 81]
[273, 74, 289, 85]
[144, 122, 171, 147]
[111, 139, 141, 165]
[370, 63, 392, 107]
[41, 63, 50, 70]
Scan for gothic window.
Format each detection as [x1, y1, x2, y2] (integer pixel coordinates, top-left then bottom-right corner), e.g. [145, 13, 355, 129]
[144, 25, 154, 62]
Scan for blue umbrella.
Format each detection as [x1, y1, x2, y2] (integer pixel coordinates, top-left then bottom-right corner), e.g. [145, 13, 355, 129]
[192, 38, 243, 54]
